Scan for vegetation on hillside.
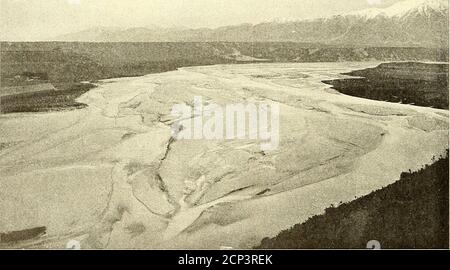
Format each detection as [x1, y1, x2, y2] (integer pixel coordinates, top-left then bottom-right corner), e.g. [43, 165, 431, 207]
[256, 151, 449, 249]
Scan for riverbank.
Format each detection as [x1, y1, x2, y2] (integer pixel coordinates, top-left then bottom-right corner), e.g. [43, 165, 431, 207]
[2, 42, 448, 114]
[0, 83, 96, 113]
[0, 63, 447, 249]
[323, 62, 449, 109]
[257, 151, 449, 249]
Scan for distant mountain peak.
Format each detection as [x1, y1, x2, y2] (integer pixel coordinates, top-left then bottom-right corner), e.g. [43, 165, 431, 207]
[344, 0, 448, 19]
[50, 0, 448, 47]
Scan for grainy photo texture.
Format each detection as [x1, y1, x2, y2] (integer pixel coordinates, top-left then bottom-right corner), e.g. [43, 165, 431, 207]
[0, 0, 448, 249]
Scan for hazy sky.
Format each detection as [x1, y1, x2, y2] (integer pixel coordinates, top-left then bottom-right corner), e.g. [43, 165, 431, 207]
[1, 0, 404, 41]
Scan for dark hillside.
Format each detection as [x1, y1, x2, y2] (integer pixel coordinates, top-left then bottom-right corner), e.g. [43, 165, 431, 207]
[257, 151, 449, 249]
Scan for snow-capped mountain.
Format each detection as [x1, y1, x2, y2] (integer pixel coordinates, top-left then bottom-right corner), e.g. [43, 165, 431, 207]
[313, 0, 448, 47]
[52, 0, 448, 47]
[345, 0, 448, 19]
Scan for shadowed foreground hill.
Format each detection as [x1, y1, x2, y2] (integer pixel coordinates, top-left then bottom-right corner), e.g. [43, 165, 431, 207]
[256, 151, 449, 249]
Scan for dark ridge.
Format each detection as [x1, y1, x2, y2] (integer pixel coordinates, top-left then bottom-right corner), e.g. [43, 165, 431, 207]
[0, 83, 95, 114]
[323, 62, 449, 109]
[256, 150, 449, 249]
[0, 226, 46, 244]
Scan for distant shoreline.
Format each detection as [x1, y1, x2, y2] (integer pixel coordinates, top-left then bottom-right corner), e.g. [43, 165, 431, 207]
[2, 61, 449, 114]
[323, 62, 449, 110]
[0, 42, 448, 114]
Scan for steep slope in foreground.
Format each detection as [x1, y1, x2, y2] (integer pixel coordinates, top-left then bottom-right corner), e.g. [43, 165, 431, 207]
[257, 151, 449, 249]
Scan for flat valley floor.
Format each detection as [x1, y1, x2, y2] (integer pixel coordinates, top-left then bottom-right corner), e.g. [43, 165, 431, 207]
[0, 62, 448, 249]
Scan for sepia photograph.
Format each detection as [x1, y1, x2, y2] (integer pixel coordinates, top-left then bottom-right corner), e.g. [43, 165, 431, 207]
[0, 0, 449, 254]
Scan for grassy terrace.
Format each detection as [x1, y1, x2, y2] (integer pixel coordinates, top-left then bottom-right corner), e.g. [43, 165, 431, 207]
[323, 62, 449, 109]
[0, 83, 95, 114]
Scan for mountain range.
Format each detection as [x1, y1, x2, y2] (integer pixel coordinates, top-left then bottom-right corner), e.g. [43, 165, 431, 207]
[52, 0, 449, 47]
